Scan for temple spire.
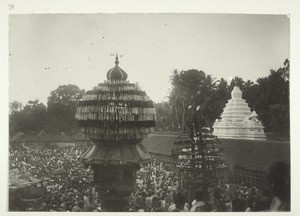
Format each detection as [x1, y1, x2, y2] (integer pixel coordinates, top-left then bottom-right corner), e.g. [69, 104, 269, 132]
[115, 53, 119, 66]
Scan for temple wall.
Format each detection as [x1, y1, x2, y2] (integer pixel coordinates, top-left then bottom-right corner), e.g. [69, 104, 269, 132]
[214, 127, 266, 140]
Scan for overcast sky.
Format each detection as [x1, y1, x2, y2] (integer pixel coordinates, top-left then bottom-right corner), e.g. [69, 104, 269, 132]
[9, 14, 289, 105]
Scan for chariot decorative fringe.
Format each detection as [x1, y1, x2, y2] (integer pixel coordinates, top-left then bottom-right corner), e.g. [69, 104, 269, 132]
[75, 56, 156, 143]
[172, 127, 227, 171]
[75, 55, 155, 210]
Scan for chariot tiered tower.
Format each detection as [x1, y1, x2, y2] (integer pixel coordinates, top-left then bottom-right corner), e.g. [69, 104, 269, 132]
[75, 55, 156, 211]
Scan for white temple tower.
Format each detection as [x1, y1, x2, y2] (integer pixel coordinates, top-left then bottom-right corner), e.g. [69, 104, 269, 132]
[213, 86, 266, 140]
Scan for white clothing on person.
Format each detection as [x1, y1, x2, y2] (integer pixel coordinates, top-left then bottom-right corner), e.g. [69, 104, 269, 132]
[168, 203, 189, 212]
[190, 200, 206, 212]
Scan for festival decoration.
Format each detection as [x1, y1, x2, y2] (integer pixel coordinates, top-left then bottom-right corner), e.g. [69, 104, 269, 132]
[76, 54, 156, 211]
[172, 106, 228, 200]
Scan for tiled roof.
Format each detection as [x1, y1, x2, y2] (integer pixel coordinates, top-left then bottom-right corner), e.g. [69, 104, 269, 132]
[37, 130, 47, 136]
[220, 138, 290, 172]
[10, 132, 24, 142]
[141, 132, 181, 156]
[14, 134, 74, 142]
[72, 131, 90, 141]
[141, 132, 290, 173]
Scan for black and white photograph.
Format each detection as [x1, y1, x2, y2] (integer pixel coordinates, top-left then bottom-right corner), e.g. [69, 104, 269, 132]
[1, 1, 300, 214]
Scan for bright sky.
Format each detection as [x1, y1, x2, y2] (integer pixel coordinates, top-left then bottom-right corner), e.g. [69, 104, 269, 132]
[9, 14, 289, 106]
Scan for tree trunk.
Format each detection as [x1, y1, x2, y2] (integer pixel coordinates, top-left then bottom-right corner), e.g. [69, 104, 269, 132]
[181, 99, 185, 132]
[174, 104, 180, 131]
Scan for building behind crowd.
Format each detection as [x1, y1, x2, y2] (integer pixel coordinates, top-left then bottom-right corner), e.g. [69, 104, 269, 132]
[10, 131, 75, 148]
[141, 132, 290, 189]
[141, 132, 181, 163]
[72, 131, 91, 146]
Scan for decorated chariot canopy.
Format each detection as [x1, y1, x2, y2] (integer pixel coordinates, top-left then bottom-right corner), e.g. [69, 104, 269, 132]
[75, 54, 156, 166]
[172, 127, 227, 171]
[172, 126, 228, 186]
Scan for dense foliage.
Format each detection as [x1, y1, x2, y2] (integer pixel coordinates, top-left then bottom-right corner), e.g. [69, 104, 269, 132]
[9, 85, 85, 136]
[9, 60, 289, 139]
[47, 84, 85, 135]
[156, 59, 289, 140]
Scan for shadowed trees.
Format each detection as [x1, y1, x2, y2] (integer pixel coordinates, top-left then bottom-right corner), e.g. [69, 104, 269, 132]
[246, 60, 289, 139]
[168, 69, 229, 131]
[9, 85, 85, 136]
[9, 100, 47, 136]
[155, 60, 289, 139]
[9, 60, 289, 139]
[46, 84, 85, 135]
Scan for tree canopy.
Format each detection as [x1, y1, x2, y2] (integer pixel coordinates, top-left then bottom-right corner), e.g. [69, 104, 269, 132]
[9, 85, 85, 137]
[46, 84, 85, 135]
[9, 100, 47, 136]
[156, 60, 289, 140]
[168, 69, 230, 131]
[9, 60, 289, 140]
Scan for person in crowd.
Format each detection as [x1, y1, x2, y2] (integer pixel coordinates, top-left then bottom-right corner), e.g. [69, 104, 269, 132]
[160, 194, 166, 211]
[72, 201, 84, 212]
[252, 196, 272, 212]
[190, 189, 210, 212]
[207, 183, 217, 211]
[83, 192, 90, 210]
[135, 192, 145, 210]
[145, 190, 153, 211]
[151, 195, 161, 212]
[10, 144, 291, 212]
[224, 198, 232, 212]
[168, 192, 189, 212]
[207, 183, 226, 212]
[244, 196, 255, 212]
[231, 198, 246, 212]
[9, 144, 93, 211]
[268, 161, 290, 211]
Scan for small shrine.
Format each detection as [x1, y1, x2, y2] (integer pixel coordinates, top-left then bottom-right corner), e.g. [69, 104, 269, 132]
[75, 55, 156, 211]
[213, 86, 266, 140]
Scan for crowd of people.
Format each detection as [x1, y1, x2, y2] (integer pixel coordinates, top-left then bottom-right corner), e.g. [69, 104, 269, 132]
[126, 160, 290, 212]
[9, 144, 97, 211]
[9, 143, 290, 212]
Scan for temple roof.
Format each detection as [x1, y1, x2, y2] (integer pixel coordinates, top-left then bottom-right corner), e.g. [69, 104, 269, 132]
[141, 132, 181, 156]
[10, 132, 74, 143]
[231, 86, 243, 99]
[213, 86, 266, 140]
[141, 132, 289, 173]
[220, 138, 290, 172]
[10, 132, 24, 142]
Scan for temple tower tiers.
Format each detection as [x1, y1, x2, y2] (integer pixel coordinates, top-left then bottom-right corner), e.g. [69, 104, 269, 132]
[213, 86, 266, 141]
